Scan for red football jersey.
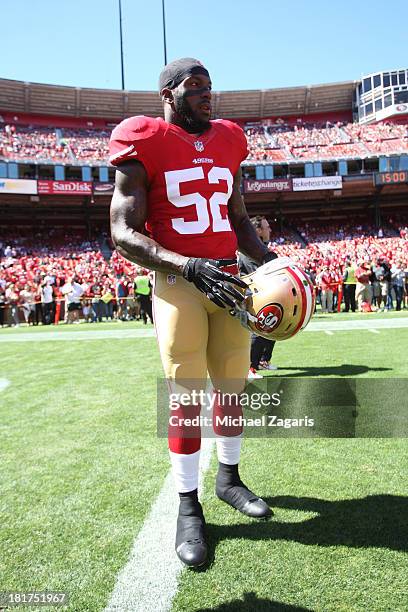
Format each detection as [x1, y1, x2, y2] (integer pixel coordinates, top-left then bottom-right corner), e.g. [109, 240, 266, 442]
[109, 116, 248, 259]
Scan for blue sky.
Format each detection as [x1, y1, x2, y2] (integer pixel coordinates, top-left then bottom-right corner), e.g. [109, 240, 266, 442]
[1, 0, 407, 91]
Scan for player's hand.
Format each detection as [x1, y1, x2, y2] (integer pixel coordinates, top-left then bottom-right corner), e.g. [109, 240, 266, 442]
[183, 258, 248, 309]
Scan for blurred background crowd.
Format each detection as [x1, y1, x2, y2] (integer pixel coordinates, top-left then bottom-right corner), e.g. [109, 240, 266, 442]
[1, 216, 407, 327]
[1, 119, 407, 166]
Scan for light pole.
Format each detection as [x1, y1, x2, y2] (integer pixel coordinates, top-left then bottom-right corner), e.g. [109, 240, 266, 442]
[161, 0, 168, 65]
[118, 0, 125, 89]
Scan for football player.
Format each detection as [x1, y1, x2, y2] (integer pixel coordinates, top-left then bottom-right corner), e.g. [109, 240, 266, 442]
[109, 58, 276, 568]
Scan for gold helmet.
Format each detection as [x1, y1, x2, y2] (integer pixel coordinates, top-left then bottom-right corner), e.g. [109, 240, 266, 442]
[234, 257, 316, 341]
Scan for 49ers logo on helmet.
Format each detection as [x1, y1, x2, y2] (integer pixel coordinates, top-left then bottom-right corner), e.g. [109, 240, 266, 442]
[255, 303, 283, 333]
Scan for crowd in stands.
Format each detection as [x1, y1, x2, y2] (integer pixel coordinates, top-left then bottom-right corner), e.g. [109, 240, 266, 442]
[265, 218, 408, 313]
[0, 124, 109, 164]
[294, 220, 398, 243]
[0, 124, 70, 163]
[271, 235, 408, 310]
[0, 230, 152, 327]
[243, 119, 408, 162]
[1, 119, 408, 165]
[59, 128, 110, 162]
[1, 218, 407, 327]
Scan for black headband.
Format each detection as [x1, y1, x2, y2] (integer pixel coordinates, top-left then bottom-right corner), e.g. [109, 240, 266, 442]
[159, 57, 210, 93]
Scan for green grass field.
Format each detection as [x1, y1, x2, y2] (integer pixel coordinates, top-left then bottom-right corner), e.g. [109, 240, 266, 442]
[0, 312, 407, 611]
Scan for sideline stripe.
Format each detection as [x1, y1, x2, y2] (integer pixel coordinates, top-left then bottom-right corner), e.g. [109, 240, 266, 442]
[0, 378, 10, 392]
[305, 318, 408, 332]
[325, 330, 334, 336]
[368, 329, 380, 334]
[104, 438, 214, 612]
[0, 329, 156, 342]
[1, 317, 408, 342]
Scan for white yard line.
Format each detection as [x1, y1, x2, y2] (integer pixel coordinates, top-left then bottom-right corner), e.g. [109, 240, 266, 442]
[0, 329, 156, 342]
[1, 317, 408, 342]
[324, 330, 334, 335]
[0, 378, 10, 392]
[104, 438, 214, 612]
[305, 318, 408, 332]
[368, 329, 380, 334]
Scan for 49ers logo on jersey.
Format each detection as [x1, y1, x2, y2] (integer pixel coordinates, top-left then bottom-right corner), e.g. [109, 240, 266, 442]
[255, 303, 283, 333]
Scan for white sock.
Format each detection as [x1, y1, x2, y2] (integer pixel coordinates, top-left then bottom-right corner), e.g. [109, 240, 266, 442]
[169, 449, 200, 493]
[216, 435, 242, 465]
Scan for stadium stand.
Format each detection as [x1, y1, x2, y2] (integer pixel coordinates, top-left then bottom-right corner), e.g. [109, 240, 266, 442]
[1, 119, 408, 165]
[1, 73, 408, 323]
[244, 120, 408, 162]
[1, 217, 407, 326]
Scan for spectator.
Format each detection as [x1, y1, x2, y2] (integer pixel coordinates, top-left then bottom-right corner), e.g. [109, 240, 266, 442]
[20, 283, 35, 324]
[0, 288, 5, 327]
[126, 285, 139, 321]
[41, 279, 54, 325]
[391, 259, 405, 311]
[91, 283, 103, 323]
[61, 276, 84, 323]
[82, 299, 93, 323]
[33, 282, 43, 325]
[355, 261, 372, 311]
[5, 283, 20, 326]
[373, 257, 391, 311]
[116, 275, 129, 321]
[134, 269, 153, 324]
[316, 265, 334, 313]
[101, 283, 114, 320]
[342, 259, 357, 312]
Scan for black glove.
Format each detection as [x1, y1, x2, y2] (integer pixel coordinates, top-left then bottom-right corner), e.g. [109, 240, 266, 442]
[183, 258, 248, 309]
[262, 250, 278, 264]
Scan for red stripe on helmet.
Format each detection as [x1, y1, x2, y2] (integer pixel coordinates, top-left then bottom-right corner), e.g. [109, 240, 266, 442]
[293, 266, 316, 327]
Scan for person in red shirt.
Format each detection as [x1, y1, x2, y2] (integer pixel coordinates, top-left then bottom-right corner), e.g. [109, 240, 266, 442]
[316, 265, 334, 313]
[355, 261, 372, 310]
[109, 58, 276, 568]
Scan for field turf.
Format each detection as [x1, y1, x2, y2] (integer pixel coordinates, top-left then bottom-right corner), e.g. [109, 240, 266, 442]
[0, 312, 407, 611]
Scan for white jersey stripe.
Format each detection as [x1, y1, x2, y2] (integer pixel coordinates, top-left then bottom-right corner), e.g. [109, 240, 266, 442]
[109, 144, 136, 164]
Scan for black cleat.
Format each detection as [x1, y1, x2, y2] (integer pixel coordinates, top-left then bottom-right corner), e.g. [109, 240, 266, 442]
[216, 462, 272, 519]
[175, 497, 207, 568]
[216, 481, 272, 518]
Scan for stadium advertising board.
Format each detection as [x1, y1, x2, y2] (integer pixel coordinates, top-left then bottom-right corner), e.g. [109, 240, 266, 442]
[37, 180, 93, 195]
[244, 179, 292, 193]
[0, 179, 37, 195]
[93, 182, 114, 195]
[292, 176, 343, 191]
[374, 171, 408, 186]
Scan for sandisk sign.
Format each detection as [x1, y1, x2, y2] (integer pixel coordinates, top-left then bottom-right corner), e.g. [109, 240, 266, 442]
[244, 179, 292, 193]
[37, 180, 93, 195]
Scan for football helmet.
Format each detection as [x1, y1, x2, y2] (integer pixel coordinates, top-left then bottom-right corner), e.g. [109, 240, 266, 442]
[233, 257, 315, 341]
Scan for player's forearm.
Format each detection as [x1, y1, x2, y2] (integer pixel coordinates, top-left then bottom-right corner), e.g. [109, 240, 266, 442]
[112, 228, 189, 274]
[234, 216, 270, 264]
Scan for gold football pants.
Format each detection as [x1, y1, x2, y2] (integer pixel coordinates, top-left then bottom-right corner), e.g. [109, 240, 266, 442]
[153, 271, 250, 391]
[154, 271, 250, 454]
